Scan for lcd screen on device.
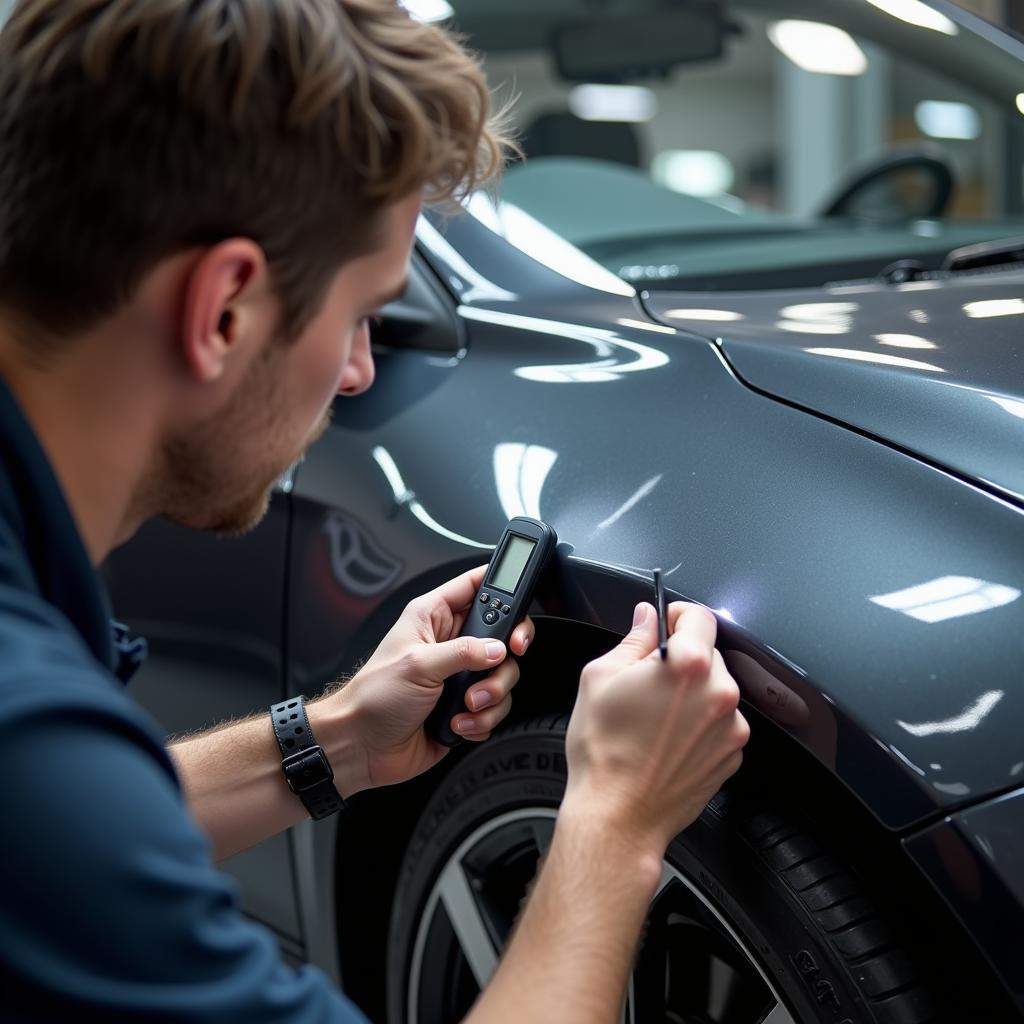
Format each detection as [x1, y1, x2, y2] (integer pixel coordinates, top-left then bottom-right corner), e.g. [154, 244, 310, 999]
[489, 535, 536, 593]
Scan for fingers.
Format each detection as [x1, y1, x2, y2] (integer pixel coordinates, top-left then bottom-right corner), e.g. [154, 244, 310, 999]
[465, 656, 520, 712]
[452, 693, 513, 742]
[509, 615, 535, 656]
[587, 602, 659, 675]
[666, 601, 717, 650]
[421, 564, 489, 616]
[415, 633, 507, 681]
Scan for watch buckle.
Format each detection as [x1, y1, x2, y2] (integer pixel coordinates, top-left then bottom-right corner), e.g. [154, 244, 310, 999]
[282, 745, 334, 793]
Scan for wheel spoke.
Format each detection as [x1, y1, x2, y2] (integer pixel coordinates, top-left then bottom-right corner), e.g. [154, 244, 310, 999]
[436, 858, 500, 988]
[759, 1001, 798, 1024]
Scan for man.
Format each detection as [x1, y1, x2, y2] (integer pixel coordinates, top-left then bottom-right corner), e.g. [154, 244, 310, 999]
[0, 0, 750, 1020]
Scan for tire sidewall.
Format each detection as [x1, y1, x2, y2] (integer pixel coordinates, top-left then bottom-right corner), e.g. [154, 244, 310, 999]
[387, 724, 873, 1024]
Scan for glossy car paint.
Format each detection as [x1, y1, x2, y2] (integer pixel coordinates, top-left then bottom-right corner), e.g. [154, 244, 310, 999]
[644, 279, 1024, 504]
[109, 172, 1024, 1017]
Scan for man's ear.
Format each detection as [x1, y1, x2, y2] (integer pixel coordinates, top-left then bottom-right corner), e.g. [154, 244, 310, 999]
[180, 239, 268, 383]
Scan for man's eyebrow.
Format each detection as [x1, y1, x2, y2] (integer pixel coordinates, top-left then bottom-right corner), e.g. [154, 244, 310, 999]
[369, 277, 409, 310]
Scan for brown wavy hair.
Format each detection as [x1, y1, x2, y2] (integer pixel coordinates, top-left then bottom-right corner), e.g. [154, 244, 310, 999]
[0, 0, 508, 345]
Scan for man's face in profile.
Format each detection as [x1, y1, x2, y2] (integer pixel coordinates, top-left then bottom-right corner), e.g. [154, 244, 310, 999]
[157, 192, 421, 536]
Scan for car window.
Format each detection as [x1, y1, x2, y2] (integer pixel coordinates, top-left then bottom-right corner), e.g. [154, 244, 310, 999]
[451, 0, 1024, 290]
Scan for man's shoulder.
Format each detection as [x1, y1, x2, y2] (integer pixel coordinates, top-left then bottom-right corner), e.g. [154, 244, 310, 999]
[0, 579, 172, 774]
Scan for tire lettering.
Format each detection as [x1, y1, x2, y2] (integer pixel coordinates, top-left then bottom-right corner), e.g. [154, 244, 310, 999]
[791, 951, 846, 1017]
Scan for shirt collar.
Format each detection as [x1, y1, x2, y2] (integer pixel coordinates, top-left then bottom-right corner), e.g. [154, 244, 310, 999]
[0, 373, 119, 673]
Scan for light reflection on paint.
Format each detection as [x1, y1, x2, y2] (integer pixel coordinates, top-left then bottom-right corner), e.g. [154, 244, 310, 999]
[870, 575, 1020, 623]
[963, 298, 1024, 319]
[595, 474, 663, 531]
[615, 317, 677, 335]
[372, 445, 491, 549]
[988, 394, 1024, 420]
[777, 301, 856, 336]
[459, 306, 670, 383]
[464, 193, 635, 297]
[804, 347, 945, 372]
[416, 216, 517, 305]
[897, 690, 1004, 738]
[663, 308, 744, 322]
[494, 443, 558, 521]
[874, 333, 937, 349]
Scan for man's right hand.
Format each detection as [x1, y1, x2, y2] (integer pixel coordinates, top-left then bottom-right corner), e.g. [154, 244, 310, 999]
[563, 601, 750, 858]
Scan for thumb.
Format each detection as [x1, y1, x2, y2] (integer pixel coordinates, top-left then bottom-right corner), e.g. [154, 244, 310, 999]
[594, 602, 658, 671]
[421, 635, 507, 681]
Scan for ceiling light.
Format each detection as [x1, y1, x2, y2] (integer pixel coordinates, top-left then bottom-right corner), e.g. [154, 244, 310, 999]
[915, 100, 980, 140]
[1017, 94, 1024, 117]
[398, 0, 454, 22]
[652, 151, 735, 196]
[569, 84, 657, 123]
[767, 20, 867, 75]
[865, 0, 958, 35]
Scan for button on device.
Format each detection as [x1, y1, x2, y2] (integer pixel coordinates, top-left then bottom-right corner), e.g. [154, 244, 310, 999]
[490, 598, 501, 609]
[480, 593, 489, 603]
[483, 609, 500, 625]
[501, 605, 511, 615]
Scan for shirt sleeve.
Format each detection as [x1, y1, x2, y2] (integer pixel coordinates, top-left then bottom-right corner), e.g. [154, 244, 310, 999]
[0, 672, 369, 1024]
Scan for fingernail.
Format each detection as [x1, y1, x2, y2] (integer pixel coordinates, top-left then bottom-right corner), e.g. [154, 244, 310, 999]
[468, 690, 490, 711]
[633, 603, 648, 628]
[485, 641, 505, 660]
[520, 634, 530, 652]
[454, 717, 477, 733]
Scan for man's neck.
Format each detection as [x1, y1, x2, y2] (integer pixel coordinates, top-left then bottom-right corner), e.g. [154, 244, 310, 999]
[0, 334, 160, 565]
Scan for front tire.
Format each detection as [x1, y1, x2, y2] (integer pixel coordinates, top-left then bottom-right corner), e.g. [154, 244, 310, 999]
[386, 716, 938, 1024]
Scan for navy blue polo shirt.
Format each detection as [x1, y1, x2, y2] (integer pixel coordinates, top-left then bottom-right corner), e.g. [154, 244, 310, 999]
[0, 376, 366, 1021]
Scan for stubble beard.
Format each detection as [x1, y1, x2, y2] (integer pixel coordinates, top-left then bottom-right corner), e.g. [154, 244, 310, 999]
[150, 348, 334, 537]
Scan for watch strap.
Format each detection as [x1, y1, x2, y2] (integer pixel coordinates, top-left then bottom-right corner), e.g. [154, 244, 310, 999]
[270, 695, 345, 820]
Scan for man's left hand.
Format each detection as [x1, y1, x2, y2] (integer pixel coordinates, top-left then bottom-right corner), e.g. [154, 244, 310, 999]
[315, 565, 533, 793]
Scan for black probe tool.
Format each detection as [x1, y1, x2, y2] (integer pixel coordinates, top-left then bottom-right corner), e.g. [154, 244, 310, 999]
[653, 567, 668, 660]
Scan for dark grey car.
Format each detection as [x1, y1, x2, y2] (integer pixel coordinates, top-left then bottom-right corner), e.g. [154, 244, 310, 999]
[108, 1, 1024, 1021]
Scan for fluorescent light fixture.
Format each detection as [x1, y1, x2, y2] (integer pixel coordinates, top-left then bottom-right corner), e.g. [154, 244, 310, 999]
[398, 0, 454, 22]
[767, 20, 867, 75]
[871, 576, 1020, 624]
[1017, 94, 1024, 117]
[803, 347, 945, 372]
[651, 150, 735, 197]
[569, 84, 657, 123]
[874, 333, 937, 349]
[963, 298, 1024, 318]
[866, 0, 957, 35]
[915, 100, 980, 140]
[664, 308, 744, 322]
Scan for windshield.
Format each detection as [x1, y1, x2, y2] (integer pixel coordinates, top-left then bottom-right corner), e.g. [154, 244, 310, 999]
[450, 0, 1024, 291]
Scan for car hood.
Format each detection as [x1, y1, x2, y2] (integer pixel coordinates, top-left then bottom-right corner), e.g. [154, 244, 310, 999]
[645, 272, 1024, 505]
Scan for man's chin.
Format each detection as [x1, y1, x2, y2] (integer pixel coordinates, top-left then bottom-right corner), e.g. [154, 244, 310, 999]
[166, 485, 274, 537]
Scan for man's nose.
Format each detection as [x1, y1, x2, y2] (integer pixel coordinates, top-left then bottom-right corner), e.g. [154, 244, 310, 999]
[337, 324, 376, 397]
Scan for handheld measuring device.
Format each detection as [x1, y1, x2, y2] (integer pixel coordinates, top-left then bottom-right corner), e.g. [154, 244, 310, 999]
[425, 516, 558, 747]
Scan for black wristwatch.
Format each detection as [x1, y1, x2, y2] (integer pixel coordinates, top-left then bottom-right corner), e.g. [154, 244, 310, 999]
[270, 695, 345, 820]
